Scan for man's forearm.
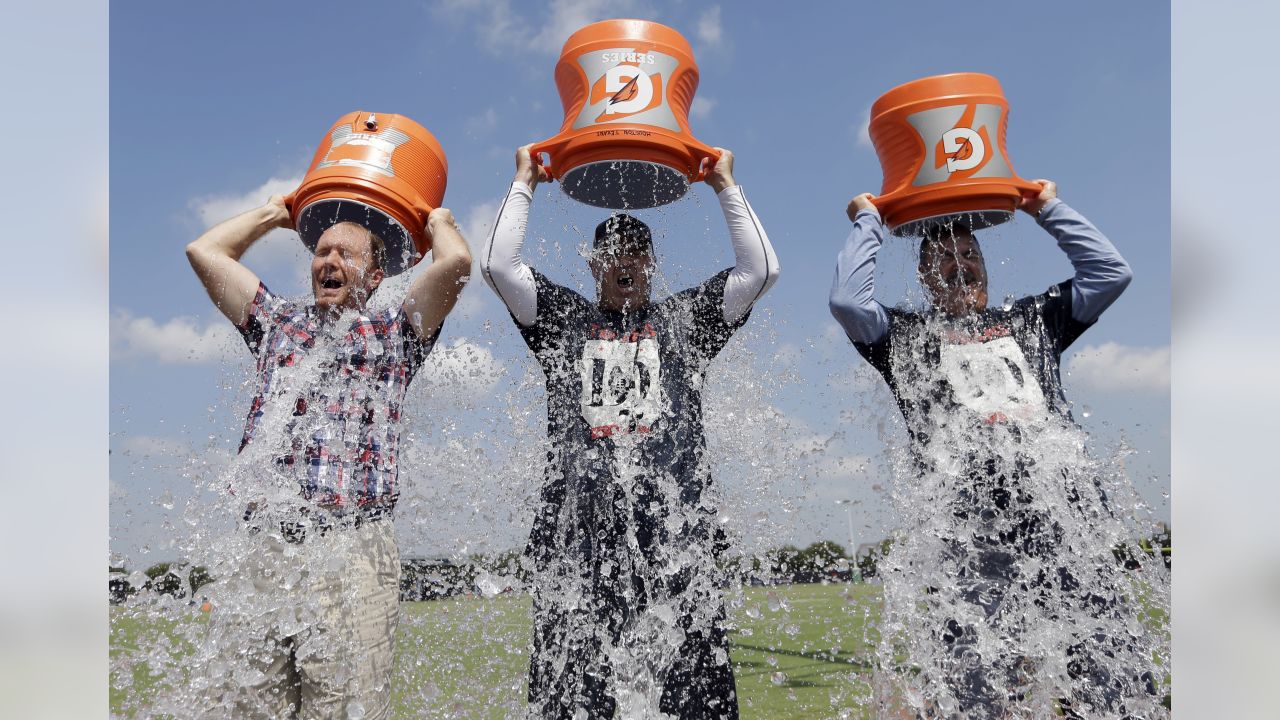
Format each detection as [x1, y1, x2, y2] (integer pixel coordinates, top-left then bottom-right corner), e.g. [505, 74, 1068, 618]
[402, 211, 473, 340]
[427, 217, 473, 282]
[1037, 198, 1133, 324]
[187, 204, 285, 261]
[829, 209, 890, 344]
[186, 202, 283, 327]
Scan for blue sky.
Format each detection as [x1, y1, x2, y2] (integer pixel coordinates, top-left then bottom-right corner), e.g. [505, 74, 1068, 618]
[109, 0, 1170, 563]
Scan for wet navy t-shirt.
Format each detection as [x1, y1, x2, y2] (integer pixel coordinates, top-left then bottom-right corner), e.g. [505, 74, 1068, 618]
[518, 268, 747, 573]
[854, 280, 1091, 443]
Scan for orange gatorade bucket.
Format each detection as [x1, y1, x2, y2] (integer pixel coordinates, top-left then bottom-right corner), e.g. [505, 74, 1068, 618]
[868, 73, 1040, 236]
[285, 111, 448, 276]
[532, 19, 719, 209]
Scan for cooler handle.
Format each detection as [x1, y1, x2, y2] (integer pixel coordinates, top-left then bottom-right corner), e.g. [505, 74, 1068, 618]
[282, 189, 301, 230]
[530, 136, 570, 180]
[687, 140, 722, 183]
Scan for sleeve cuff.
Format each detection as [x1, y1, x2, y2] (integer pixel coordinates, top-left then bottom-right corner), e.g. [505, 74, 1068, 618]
[511, 180, 534, 197]
[855, 207, 881, 222]
[716, 184, 744, 202]
[1035, 197, 1064, 225]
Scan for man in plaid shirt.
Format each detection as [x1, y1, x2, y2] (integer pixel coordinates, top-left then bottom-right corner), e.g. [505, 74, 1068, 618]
[186, 193, 472, 719]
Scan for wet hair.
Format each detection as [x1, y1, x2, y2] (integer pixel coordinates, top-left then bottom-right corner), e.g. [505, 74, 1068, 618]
[593, 213, 653, 255]
[918, 219, 977, 261]
[329, 221, 386, 273]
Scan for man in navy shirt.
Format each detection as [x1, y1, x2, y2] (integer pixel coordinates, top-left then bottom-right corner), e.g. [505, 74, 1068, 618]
[482, 145, 779, 719]
[830, 182, 1161, 718]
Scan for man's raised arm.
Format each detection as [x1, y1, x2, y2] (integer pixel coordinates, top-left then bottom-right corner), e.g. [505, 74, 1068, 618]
[402, 208, 474, 340]
[185, 195, 290, 327]
[829, 193, 891, 345]
[480, 144, 548, 328]
[1019, 180, 1133, 324]
[705, 148, 781, 324]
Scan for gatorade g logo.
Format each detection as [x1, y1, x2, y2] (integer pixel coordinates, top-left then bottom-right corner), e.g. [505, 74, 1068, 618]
[598, 64, 657, 116]
[941, 127, 986, 173]
[572, 48, 681, 131]
[906, 104, 1013, 186]
[317, 124, 411, 178]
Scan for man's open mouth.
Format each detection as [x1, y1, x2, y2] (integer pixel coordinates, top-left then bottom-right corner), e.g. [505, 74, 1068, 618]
[320, 277, 343, 290]
[617, 273, 634, 289]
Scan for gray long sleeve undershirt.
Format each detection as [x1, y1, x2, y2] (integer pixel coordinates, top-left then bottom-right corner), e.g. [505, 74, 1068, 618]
[827, 198, 1133, 345]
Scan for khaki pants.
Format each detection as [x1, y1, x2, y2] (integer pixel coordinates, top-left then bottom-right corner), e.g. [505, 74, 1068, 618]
[197, 518, 400, 719]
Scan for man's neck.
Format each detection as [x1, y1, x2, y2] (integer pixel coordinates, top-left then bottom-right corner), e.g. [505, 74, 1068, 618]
[597, 299, 650, 315]
[312, 302, 367, 322]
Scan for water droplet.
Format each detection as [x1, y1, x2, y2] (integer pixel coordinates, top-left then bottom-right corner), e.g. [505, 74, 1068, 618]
[770, 671, 786, 685]
[1001, 295, 1014, 311]
[1048, 283, 1062, 298]
[1081, 405, 1092, 418]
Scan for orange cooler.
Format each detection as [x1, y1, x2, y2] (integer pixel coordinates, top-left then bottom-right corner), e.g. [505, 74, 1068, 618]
[533, 19, 719, 209]
[286, 111, 447, 276]
[869, 73, 1040, 236]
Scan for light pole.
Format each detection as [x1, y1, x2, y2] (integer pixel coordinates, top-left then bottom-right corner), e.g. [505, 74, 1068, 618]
[834, 499, 856, 563]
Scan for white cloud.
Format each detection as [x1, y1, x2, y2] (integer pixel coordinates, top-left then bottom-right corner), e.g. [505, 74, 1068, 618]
[855, 104, 873, 149]
[690, 96, 716, 121]
[462, 198, 502, 245]
[189, 175, 309, 278]
[696, 5, 723, 47]
[453, 197, 504, 320]
[419, 337, 507, 398]
[435, 0, 647, 56]
[532, 0, 628, 49]
[1066, 342, 1171, 393]
[465, 107, 499, 136]
[111, 309, 241, 364]
[433, 0, 521, 55]
[190, 176, 302, 230]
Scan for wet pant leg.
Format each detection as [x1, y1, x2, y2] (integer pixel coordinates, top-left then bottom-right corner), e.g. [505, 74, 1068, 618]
[294, 520, 401, 720]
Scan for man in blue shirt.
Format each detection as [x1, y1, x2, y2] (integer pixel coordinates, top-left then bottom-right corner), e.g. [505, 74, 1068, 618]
[829, 181, 1162, 718]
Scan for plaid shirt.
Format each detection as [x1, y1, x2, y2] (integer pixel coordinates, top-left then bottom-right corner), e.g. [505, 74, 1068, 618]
[236, 283, 434, 511]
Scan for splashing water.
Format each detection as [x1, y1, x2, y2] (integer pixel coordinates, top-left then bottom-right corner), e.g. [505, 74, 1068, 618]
[108, 187, 1168, 720]
[856, 214, 1169, 719]
[111, 184, 812, 719]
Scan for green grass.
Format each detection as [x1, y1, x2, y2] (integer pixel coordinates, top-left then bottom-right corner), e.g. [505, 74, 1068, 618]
[111, 583, 883, 718]
[111, 581, 1167, 719]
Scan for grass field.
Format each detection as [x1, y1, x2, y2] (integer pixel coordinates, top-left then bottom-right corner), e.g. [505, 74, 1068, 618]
[111, 581, 1169, 718]
[112, 583, 884, 719]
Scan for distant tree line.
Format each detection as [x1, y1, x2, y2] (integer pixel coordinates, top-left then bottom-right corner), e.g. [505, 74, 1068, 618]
[132, 535, 1120, 604]
[725, 540, 860, 586]
[1113, 523, 1172, 570]
[109, 562, 213, 605]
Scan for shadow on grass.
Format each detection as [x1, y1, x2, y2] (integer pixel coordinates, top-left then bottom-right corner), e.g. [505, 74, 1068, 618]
[731, 640, 876, 689]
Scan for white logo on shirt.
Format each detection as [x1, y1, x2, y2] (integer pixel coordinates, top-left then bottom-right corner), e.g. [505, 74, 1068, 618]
[939, 336, 1047, 421]
[580, 336, 663, 438]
